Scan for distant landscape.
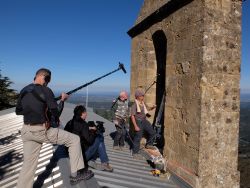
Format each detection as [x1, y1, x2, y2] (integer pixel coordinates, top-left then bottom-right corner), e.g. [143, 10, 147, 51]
[67, 93, 117, 107]
[239, 99, 250, 188]
[240, 101, 250, 142]
[67, 93, 250, 142]
[67, 93, 119, 121]
[241, 93, 250, 102]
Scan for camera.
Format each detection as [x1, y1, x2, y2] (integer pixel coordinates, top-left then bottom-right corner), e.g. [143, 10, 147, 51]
[88, 121, 105, 134]
[96, 121, 105, 133]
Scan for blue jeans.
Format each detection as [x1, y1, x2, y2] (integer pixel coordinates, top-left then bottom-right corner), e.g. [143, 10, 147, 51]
[85, 134, 109, 163]
[132, 119, 156, 154]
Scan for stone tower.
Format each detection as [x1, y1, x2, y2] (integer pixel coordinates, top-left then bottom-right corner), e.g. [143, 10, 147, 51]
[127, 0, 242, 187]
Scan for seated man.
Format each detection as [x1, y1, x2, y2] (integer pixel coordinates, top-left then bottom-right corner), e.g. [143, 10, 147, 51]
[64, 105, 113, 172]
[131, 88, 156, 159]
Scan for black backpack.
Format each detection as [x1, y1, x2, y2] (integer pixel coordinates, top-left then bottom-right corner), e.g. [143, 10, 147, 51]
[15, 84, 46, 115]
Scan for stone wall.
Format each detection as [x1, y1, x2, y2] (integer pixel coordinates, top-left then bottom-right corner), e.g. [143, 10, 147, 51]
[130, 0, 204, 185]
[198, 0, 241, 187]
[135, 0, 171, 25]
[129, 0, 241, 187]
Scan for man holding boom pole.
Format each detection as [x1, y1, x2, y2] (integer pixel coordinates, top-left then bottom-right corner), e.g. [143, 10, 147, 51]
[15, 68, 94, 187]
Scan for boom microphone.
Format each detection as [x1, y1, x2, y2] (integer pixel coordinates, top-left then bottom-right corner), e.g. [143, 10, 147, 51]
[55, 63, 127, 101]
[119, 62, 127, 74]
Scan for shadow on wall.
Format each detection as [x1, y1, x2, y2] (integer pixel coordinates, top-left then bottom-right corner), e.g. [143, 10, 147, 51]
[152, 30, 167, 150]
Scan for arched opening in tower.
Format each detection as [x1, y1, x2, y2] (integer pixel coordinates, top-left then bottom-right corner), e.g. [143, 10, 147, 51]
[152, 30, 167, 150]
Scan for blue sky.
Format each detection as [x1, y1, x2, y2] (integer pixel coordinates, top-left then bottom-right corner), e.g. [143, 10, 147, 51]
[241, 0, 250, 94]
[0, 0, 144, 94]
[0, 0, 249, 94]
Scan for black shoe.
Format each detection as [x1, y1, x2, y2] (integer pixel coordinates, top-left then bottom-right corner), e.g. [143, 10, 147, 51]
[70, 169, 94, 185]
[77, 167, 89, 174]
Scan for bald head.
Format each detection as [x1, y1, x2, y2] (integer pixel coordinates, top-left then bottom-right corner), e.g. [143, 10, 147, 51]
[119, 91, 128, 101]
[34, 68, 51, 86]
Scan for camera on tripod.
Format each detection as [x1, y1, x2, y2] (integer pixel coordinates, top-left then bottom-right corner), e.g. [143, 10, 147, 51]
[88, 121, 105, 134]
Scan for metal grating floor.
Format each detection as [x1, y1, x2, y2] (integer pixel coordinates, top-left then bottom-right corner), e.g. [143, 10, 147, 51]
[0, 103, 178, 188]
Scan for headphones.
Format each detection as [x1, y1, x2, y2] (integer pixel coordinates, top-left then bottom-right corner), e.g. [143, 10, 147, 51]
[44, 74, 51, 83]
[35, 68, 51, 85]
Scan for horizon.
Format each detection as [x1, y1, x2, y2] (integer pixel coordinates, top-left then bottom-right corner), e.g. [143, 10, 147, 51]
[59, 92, 250, 101]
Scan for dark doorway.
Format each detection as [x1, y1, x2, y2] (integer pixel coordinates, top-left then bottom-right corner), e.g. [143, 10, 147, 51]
[152, 30, 167, 150]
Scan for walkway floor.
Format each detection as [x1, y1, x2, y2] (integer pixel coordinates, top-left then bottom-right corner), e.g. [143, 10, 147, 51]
[0, 103, 179, 188]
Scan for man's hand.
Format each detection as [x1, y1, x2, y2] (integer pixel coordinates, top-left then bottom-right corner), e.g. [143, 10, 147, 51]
[131, 115, 140, 131]
[134, 125, 140, 132]
[61, 93, 69, 102]
[89, 126, 97, 131]
[149, 104, 157, 111]
[113, 120, 119, 125]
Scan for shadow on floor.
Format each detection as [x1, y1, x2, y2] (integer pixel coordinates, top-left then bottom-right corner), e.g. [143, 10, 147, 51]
[33, 145, 68, 188]
[0, 150, 22, 180]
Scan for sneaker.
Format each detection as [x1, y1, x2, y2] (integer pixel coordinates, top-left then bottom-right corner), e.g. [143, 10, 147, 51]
[88, 160, 103, 170]
[124, 144, 129, 148]
[132, 153, 145, 160]
[101, 163, 113, 172]
[113, 146, 120, 150]
[120, 145, 129, 151]
[120, 146, 125, 151]
[69, 169, 94, 185]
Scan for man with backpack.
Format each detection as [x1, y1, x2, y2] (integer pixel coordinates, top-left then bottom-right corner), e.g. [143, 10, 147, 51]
[15, 68, 93, 187]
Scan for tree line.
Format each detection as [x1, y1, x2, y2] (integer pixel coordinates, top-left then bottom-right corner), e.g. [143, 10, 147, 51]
[0, 69, 18, 110]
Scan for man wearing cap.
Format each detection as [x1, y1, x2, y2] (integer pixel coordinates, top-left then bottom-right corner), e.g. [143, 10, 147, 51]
[15, 68, 94, 187]
[130, 88, 156, 159]
[112, 91, 129, 150]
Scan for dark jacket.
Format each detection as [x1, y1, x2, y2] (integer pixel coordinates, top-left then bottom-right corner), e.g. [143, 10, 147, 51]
[64, 116, 96, 151]
[15, 83, 64, 125]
